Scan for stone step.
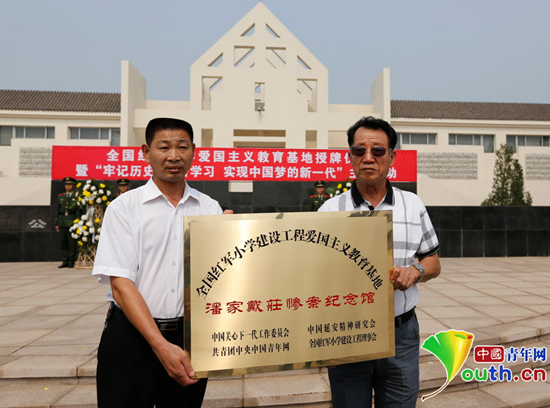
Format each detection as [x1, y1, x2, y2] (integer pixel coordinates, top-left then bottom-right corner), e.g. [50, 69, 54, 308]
[1, 369, 549, 408]
[2, 331, 546, 385]
[1, 318, 549, 406]
[0, 325, 545, 381]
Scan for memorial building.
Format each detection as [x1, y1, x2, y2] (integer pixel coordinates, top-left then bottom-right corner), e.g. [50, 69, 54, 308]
[0, 2, 549, 207]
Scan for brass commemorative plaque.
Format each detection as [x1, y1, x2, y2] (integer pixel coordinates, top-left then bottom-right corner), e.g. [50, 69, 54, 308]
[184, 211, 394, 377]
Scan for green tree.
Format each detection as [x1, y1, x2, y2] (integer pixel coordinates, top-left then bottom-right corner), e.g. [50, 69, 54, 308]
[482, 144, 532, 206]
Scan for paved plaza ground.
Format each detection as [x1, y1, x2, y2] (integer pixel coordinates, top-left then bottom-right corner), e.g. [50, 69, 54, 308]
[0, 258, 550, 407]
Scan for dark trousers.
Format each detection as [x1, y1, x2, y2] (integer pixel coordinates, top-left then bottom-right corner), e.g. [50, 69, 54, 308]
[59, 226, 77, 263]
[328, 314, 420, 408]
[97, 308, 208, 408]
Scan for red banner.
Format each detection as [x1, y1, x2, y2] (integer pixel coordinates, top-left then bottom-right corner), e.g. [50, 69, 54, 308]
[52, 146, 416, 182]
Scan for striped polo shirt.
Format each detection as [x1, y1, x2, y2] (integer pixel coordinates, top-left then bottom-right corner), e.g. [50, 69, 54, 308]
[318, 179, 439, 316]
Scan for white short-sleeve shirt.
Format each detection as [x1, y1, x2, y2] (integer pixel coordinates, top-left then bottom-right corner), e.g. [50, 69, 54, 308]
[318, 180, 439, 316]
[92, 179, 223, 318]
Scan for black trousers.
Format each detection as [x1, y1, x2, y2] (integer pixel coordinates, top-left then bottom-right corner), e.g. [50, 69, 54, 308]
[59, 226, 77, 263]
[96, 308, 208, 408]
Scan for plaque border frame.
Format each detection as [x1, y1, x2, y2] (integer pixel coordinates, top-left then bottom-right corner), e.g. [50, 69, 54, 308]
[184, 210, 394, 378]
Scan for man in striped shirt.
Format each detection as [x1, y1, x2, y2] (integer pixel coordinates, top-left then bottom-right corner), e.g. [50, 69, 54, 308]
[319, 116, 441, 408]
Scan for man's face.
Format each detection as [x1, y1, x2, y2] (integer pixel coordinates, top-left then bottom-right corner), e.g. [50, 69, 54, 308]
[64, 183, 75, 193]
[349, 127, 395, 186]
[118, 185, 129, 194]
[142, 128, 195, 186]
[316, 186, 325, 195]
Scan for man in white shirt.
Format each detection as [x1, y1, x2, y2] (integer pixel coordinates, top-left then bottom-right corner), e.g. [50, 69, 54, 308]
[319, 116, 441, 408]
[93, 118, 226, 407]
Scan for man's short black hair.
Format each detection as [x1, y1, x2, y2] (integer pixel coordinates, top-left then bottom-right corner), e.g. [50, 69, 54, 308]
[145, 118, 194, 146]
[346, 116, 397, 150]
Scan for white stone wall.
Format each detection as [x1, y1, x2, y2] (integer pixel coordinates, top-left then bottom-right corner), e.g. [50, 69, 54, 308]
[393, 120, 550, 205]
[0, 114, 119, 205]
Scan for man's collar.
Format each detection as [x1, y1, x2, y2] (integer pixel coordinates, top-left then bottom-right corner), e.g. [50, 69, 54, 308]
[143, 178, 199, 204]
[351, 179, 394, 208]
[182, 182, 201, 203]
[143, 179, 163, 203]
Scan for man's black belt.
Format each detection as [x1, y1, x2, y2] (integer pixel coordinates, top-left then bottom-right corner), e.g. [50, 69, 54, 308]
[109, 303, 183, 333]
[394, 307, 416, 328]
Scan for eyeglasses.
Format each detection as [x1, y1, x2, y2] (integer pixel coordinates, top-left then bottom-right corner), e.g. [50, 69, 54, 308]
[350, 146, 390, 158]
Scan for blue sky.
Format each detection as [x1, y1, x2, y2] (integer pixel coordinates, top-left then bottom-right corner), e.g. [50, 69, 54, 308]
[1, 0, 549, 104]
